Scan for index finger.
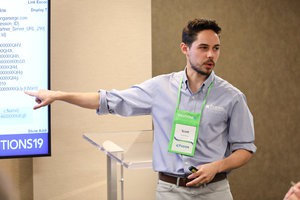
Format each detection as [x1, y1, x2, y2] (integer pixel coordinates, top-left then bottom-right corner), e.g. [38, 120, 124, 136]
[186, 177, 202, 187]
[24, 91, 38, 97]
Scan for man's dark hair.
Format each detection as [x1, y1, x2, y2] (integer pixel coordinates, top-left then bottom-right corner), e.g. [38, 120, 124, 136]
[182, 18, 221, 47]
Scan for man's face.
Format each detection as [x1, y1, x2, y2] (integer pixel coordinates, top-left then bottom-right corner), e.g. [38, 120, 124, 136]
[184, 29, 220, 76]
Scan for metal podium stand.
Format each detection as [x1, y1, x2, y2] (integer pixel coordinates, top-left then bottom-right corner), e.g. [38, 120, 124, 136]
[83, 130, 153, 200]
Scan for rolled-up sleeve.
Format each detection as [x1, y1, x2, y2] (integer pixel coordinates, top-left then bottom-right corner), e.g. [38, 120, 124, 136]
[96, 78, 155, 116]
[228, 93, 257, 153]
[97, 89, 110, 115]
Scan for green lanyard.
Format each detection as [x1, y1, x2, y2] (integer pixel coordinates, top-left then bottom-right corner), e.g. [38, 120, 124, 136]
[176, 76, 214, 112]
[176, 77, 214, 116]
[168, 76, 214, 156]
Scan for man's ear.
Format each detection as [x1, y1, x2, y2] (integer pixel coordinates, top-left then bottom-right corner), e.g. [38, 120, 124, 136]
[180, 42, 189, 55]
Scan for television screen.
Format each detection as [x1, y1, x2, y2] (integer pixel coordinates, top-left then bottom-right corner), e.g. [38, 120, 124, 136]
[0, 0, 50, 158]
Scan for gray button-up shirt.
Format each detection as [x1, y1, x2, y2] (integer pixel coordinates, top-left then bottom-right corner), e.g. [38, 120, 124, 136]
[98, 70, 256, 175]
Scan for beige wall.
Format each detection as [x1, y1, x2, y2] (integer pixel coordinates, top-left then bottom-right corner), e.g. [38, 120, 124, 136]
[32, 0, 153, 200]
[1, 0, 153, 199]
[152, 0, 300, 199]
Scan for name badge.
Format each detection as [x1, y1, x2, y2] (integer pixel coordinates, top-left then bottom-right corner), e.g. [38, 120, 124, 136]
[168, 109, 201, 156]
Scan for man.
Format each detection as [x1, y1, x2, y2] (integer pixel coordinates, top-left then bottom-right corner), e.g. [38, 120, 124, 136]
[26, 18, 256, 199]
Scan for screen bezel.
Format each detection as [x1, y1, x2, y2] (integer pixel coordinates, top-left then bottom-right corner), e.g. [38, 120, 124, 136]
[0, 0, 51, 159]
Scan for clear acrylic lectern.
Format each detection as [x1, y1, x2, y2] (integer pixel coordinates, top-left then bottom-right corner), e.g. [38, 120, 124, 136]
[83, 130, 153, 200]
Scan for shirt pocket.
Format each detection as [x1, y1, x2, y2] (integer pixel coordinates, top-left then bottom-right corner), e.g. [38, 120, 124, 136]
[201, 105, 227, 132]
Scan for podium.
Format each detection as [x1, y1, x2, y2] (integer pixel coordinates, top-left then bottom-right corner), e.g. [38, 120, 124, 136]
[83, 130, 153, 200]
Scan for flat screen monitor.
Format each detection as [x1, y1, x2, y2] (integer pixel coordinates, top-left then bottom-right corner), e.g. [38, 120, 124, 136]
[0, 0, 51, 158]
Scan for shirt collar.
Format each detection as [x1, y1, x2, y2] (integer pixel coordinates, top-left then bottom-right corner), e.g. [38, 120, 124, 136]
[183, 68, 215, 94]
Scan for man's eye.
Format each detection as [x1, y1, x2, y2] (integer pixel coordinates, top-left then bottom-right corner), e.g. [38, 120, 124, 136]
[213, 46, 220, 51]
[199, 46, 208, 50]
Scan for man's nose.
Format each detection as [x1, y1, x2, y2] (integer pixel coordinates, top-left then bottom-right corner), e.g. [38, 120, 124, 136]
[207, 50, 214, 58]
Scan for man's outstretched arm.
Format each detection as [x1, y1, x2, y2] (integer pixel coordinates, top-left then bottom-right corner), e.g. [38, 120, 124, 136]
[25, 90, 100, 110]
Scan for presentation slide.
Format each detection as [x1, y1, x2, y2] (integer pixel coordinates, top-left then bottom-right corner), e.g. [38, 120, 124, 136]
[0, 0, 50, 158]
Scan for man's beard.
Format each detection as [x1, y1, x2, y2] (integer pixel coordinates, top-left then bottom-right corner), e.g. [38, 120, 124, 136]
[191, 65, 210, 76]
[190, 59, 215, 77]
